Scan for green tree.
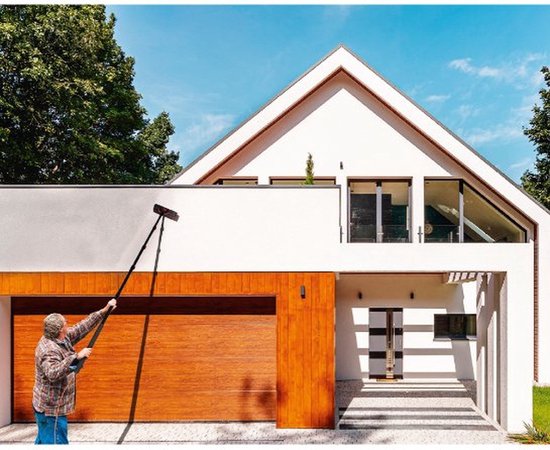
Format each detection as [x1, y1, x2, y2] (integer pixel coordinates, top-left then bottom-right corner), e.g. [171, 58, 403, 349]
[304, 152, 314, 185]
[0, 5, 181, 184]
[522, 66, 550, 209]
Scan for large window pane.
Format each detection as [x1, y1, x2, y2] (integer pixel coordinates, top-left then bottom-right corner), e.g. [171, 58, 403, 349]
[463, 185, 525, 243]
[424, 180, 460, 243]
[350, 181, 376, 242]
[434, 314, 476, 340]
[381, 182, 410, 242]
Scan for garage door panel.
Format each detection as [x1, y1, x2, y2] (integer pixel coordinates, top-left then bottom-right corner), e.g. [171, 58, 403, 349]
[217, 365, 276, 389]
[14, 315, 147, 421]
[13, 297, 276, 422]
[139, 368, 220, 387]
[134, 391, 276, 421]
[146, 317, 274, 352]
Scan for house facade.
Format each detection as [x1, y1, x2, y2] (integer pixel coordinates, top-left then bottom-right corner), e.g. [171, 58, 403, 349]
[1, 46, 549, 433]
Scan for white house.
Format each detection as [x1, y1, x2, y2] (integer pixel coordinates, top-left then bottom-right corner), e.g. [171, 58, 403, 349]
[1, 46, 549, 433]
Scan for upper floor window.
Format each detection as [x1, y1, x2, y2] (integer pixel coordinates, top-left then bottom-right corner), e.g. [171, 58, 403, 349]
[270, 177, 336, 185]
[349, 180, 411, 243]
[424, 179, 526, 243]
[214, 177, 258, 185]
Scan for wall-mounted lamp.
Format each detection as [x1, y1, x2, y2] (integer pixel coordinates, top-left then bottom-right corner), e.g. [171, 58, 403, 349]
[300, 285, 306, 299]
[358, 291, 363, 300]
[410, 291, 415, 300]
[339, 161, 344, 170]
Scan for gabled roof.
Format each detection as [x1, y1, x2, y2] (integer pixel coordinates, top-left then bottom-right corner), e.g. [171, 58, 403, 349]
[170, 45, 549, 221]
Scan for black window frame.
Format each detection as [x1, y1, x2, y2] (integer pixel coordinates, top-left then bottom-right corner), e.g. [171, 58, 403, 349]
[424, 178, 527, 243]
[434, 313, 477, 341]
[348, 178, 412, 243]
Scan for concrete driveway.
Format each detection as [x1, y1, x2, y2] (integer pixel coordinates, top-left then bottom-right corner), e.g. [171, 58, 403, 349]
[0, 380, 512, 444]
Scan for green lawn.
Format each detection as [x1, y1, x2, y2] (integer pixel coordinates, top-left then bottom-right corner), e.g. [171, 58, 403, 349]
[534, 386, 550, 433]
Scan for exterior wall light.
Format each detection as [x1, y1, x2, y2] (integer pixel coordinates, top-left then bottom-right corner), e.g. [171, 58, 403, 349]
[340, 161, 344, 170]
[410, 292, 415, 300]
[358, 291, 363, 300]
[300, 285, 306, 299]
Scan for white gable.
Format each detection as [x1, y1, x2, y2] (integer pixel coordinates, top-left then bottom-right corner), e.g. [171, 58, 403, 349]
[171, 46, 549, 224]
[195, 71, 463, 184]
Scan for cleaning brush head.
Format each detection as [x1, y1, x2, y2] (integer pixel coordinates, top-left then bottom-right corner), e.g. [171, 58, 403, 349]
[153, 204, 179, 222]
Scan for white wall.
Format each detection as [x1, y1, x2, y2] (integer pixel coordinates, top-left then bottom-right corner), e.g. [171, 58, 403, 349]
[196, 71, 534, 243]
[336, 274, 476, 381]
[537, 221, 550, 383]
[504, 268, 534, 432]
[0, 186, 534, 274]
[0, 186, 537, 432]
[0, 297, 10, 427]
[171, 46, 550, 391]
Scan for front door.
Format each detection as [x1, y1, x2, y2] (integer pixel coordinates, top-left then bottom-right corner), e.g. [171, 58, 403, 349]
[369, 308, 403, 379]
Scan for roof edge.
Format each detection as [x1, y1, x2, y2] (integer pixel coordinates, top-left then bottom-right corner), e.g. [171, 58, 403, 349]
[168, 45, 550, 218]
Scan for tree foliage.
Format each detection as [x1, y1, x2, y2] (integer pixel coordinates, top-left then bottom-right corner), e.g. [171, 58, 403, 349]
[0, 5, 181, 184]
[304, 152, 314, 185]
[522, 66, 550, 209]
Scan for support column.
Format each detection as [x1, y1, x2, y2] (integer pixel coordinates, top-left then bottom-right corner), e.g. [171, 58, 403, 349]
[537, 226, 550, 382]
[477, 273, 501, 424]
[499, 270, 534, 432]
[0, 297, 10, 426]
[476, 275, 487, 413]
[411, 176, 424, 243]
[486, 274, 498, 421]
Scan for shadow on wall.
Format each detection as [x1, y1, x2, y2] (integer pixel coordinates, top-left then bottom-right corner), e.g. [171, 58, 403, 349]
[239, 375, 275, 422]
[337, 282, 475, 381]
[402, 285, 475, 379]
[449, 286, 475, 380]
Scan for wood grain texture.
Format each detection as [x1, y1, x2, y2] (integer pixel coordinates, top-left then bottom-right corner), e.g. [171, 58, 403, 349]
[6, 272, 335, 428]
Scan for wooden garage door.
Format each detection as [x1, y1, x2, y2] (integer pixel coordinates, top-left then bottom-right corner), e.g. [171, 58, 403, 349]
[12, 296, 276, 422]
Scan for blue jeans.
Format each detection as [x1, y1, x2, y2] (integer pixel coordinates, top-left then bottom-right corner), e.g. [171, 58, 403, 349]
[34, 410, 68, 445]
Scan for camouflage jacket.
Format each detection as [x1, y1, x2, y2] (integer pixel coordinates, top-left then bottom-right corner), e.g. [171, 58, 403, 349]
[32, 310, 104, 416]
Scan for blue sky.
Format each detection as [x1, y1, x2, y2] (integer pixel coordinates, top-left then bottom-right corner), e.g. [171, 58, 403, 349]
[107, 5, 550, 182]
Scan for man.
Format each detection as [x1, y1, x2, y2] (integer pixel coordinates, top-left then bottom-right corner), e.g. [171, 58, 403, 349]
[32, 298, 117, 445]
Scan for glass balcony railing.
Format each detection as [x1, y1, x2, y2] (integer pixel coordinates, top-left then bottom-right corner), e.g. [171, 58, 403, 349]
[424, 224, 460, 243]
[382, 225, 410, 243]
[349, 224, 376, 242]
[349, 224, 410, 243]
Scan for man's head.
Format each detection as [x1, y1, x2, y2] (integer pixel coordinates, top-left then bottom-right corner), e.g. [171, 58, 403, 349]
[44, 313, 68, 340]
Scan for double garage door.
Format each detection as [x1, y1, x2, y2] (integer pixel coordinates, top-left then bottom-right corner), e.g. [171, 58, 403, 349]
[13, 296, 276, 422]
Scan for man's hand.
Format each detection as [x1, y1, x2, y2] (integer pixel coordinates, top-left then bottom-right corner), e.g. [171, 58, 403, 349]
[101, 298, 117, 315]
[77, 348, 92, 360]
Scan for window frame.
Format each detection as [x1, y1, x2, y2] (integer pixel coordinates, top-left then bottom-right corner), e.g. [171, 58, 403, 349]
[269, 176, 336, 185]
[214, 177, 258, 185]
[347, 178, 412, 243]
[424, 178, 527, 243]
[433, 313, 477, 341]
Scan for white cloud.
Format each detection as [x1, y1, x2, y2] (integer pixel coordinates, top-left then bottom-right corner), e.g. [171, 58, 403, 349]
[465, 125, 523, 145]
[179, 113, 236, 157]
[456, 104, 480, 120]
[477, 66, 502, 78]
[449, 58, 473, 73]
[448, 53, 547, 86]
[146, 88, 221, 117]
[509, 157, 533, 171]
[425, 94, 450, 103]
[324, 5, 352, 24]
[531, 69, 545, 87]
[448, 58, 502, 79]
[510, 94, 540, 124]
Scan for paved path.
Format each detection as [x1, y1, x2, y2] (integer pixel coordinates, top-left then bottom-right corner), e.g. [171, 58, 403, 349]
[335, 380, 509, 443]
[0, 380, 512, 445]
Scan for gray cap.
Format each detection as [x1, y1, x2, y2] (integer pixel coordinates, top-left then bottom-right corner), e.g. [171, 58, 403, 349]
[44, 313, 65, 339]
